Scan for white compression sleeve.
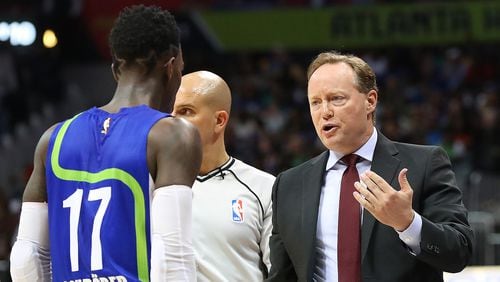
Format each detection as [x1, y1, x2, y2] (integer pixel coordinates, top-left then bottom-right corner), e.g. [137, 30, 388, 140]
[10, 202, 51, 282]
[150, 185, 195, 282]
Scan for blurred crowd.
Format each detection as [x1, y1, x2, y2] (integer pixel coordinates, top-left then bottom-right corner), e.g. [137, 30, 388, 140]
[0, 46, 63, 137]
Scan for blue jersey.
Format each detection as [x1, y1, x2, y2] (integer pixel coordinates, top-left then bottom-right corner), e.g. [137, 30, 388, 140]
[46, 105, 168, 282]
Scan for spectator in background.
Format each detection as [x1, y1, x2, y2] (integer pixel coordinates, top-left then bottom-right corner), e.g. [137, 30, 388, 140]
[472, 90, 500, 173]
[0, 188, 14, 260]
[0, 48, 20, 135]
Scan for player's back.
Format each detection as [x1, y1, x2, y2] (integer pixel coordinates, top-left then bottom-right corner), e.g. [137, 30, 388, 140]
[45, 105, 167, 282]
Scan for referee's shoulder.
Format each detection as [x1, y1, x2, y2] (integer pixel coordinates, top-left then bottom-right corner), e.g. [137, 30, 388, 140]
[233, 158, 275, 182]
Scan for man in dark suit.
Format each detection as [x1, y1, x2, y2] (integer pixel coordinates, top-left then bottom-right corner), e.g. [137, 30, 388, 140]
[267, 51, 473, 282]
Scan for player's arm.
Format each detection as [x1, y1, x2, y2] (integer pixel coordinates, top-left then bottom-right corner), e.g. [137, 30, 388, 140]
[10, 125, 56, 281]
[151, 117, 201, 188]
[148, 117, 202, 282]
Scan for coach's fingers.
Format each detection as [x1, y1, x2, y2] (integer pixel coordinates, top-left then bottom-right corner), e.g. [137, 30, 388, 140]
[398, 168, 412, 193]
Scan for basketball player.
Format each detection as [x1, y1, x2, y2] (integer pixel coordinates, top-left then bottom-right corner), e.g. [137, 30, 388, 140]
[9, 5, 201, 281]
[173, 70, 274, 281]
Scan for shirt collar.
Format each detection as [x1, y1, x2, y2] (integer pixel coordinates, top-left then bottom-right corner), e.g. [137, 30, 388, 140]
[325, 128, 378, 171]
[196, 156, 235, 182]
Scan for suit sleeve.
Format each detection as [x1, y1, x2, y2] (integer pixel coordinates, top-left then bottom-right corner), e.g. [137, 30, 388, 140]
[417, 146, 474, 273]
[266, 174, 298, 282]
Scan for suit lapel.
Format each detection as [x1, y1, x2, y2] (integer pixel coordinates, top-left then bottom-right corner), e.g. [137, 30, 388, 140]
[301, 151, 329, 279]
[361, 132, 401, 262]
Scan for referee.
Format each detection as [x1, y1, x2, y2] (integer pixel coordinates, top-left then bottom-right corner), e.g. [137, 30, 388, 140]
[173, 70, 274, 282]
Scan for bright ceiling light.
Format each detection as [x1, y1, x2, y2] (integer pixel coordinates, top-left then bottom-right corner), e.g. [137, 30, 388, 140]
[43, 29, 57, 48]
[9, 21, 37, 46]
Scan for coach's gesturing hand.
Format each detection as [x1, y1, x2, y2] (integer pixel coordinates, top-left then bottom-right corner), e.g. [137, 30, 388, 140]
[353, 168, 414, 231]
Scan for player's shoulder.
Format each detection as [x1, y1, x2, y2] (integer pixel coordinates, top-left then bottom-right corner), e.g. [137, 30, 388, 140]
[29, 122, 63, 171]
[39, 122, 63, 147]
[149, 116, 199, 143]
[148, 116, 202, 172]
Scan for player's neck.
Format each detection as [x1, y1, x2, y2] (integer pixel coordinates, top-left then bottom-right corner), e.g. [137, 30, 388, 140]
[105, 87, 160, 111]
[109, 72, 163, 110]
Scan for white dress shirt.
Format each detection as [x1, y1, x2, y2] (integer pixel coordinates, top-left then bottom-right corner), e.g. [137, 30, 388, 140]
[312, 129, 422, 281]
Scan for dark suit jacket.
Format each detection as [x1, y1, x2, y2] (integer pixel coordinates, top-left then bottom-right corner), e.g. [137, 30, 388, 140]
[267, 132, 474, 282]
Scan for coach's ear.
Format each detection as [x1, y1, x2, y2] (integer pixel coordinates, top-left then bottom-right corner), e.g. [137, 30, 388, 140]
[366, 89, 377, 118]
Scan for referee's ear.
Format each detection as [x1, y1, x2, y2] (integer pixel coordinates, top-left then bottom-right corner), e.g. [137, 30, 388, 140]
[214, 110, 229, 134]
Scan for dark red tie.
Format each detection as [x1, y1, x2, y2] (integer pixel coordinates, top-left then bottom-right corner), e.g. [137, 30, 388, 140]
[338, 154, 361, 282]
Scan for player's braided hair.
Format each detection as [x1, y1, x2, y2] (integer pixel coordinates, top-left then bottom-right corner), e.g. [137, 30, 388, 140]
[109, 5, 180, 74]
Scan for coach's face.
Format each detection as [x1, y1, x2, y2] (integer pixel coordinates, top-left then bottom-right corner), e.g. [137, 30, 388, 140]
[308, 62, 376, 154]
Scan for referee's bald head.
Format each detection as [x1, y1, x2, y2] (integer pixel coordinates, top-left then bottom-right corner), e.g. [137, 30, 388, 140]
[177, 70, 231, 114]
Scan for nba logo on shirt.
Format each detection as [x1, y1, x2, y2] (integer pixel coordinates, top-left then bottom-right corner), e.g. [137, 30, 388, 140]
[232, 199, 244, 223]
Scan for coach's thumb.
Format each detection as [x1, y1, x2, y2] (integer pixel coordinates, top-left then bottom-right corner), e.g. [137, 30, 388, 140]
[398, 168, 411, 192]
